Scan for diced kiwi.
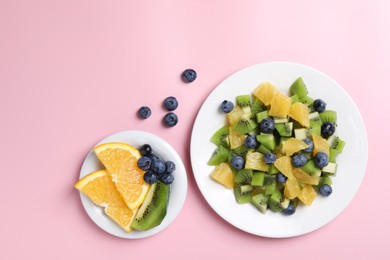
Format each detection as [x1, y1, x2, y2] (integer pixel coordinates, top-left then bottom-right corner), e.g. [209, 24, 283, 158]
[274, 117, 289, 124]
[210, 126, 229, 148]
[256, 110, 269, 123]
[232, 144, 248, 158]
[264, 174, 277, 195]
[319, 174, 333, 186]
[251, 171, 265, 186]
[236, 95, 251, 108]
[299, 95, 314, 107]
[268, 165, 279, 174]
[240, 185, 253, 194]
[268, 189, 285, 212]
[275, 122, 293, 137]
[208, 146, 229, 165]
[251, 193, 270, 213]
[257, 144, 271, 154]
[234, 184, 252, 204]
[256, 133, 276, 150]
[300, 160, 320, 175]
[234, 169, 253, 184]
[309, 121, 322, 136]
[319, 110, 337, 124]
[290, 94, 300, 104]
[290, 77, 308, 98]
[234, 115, 257, 134]
[322, 162, 337, 175]
[251, 98, 264, 114]
[327, 136, 346, 162]
[294, 128, 308, 140]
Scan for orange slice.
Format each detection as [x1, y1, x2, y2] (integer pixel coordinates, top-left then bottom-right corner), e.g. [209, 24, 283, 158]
[268, 92, 292, 118]
[74, 170, 137, 232]
[312, 134, 329, 156]
[94, 142, 150, 210]
[289, 102, 310, 127]
[210, 163, 235, 189]
[253, 82, 278, 106]
[298, 184, 317, 206]
[282, 138, 309, 156]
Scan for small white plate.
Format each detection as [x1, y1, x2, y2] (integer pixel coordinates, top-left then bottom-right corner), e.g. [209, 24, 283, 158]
[79, 130, 187, 239]
[190, 62, 368, 238]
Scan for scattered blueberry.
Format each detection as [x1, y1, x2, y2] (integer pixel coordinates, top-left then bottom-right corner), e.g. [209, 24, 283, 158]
[161, 173, 175, 184]
[150, 158, 166, 174]
[139, 144, 153, 156]
[163, 96, 179, 111]
[319, 184, 333, 197]
[137, 156, 152, 171]
[263, 153, 277, 164]
[321, 122, 336, 138]
[276, 173, 287, 184]
[292, 153, 307, 167]
[182, 69, 197, 83]
[163, 112, 178, 127]
[282, 203, 296, 216]
[259, 118, 275, 133]
[313, 99, 327, 113]
[148, 153, 160, 161]
[138, 106, 151, 119]
[314, 152, 329, 168]
[244, 135, 259, 149]
[230, 156, 245, 170]
[220, 100, 234, 113]
[303, 138, 314, 153]
[165, 161, 176, 173]
[144, 171, 158, 184]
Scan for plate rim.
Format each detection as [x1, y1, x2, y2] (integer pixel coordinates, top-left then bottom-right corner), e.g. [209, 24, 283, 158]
[78, 130, 188, 239]
[190, 61, 368, 238]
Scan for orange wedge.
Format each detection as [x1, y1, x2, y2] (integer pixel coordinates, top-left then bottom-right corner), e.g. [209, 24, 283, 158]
[75, 170, 137, 232]
[210, 162, 235, 189]
[94, 142, 150, 210]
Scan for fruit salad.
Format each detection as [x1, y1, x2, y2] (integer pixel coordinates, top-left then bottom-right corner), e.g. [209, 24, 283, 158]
[208, 77, 345, 215]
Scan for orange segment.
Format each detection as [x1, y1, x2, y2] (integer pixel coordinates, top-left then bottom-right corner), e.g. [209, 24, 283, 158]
[210, 162, 234, 189]
[253, 82, 278, 106]
[282, 138, 309, 156]
[274, 156, 294, 179]
[94, 142, 150, 210]
[298, 184, 317, 206]
[268, 92, 291, 118]
[75, 170, 137, 232]
[289, 102, 310, 127]
[226, 105, 244, 126]
[293, 168, 320, 185]
[284, 177, 301, 199]
[312, 134, 329, 156]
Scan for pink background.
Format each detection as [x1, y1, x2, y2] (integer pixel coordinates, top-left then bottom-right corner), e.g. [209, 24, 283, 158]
[0, 0, 388, 259]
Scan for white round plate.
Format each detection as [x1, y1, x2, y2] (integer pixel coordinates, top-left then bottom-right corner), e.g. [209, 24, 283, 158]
[190, 62, 368, 238]
[79, 130, 187, 239]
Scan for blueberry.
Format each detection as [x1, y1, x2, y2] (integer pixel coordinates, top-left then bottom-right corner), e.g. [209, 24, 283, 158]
[139, 144, 152, 156]
[230, 156, 244, 170]
[137, 156, 152, 171]
[151, 158, 166, 174]
[138, 106, 151, 119]
[163, 112, 178, 127]
[144, 171, 158, 184]
[314, 152, 329, 168]
[319, 184, 333, 197]
[282, 203, 296, 216]
[161, 173, 175, 184]
[303, 138, 313, 153]
[148, 153, 160, 161]
[165, 161, 176, 173]
[244, 135, 259, 149]
[263, 153, 276, 164]
[313, 99, 327, 113]
[276, 173, 287, 184]
[163, 96, 178, 111]
[220, 100, 234, 113]
[259, 118, 275, 133]
[321, 122, 335, 138]
[292, 153, 307, 167]
[182, 69, 197, 82]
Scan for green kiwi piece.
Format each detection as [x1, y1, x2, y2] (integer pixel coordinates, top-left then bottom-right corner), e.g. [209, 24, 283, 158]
[234, 169, 253, 185]
[290, 94, 300, 104]
[275, 122, 293, 137]
[300, 160, 321, 175]
[232, 145, 248, 158]
[264, 174, 277, 195]
[233, 116, 258, 134]
[131, 181, 169, 231]
[290, 77, 308, 98]
[268, 189, 284, 212]
[251, 171, 266, 186]
[299, 95, 314, 107]
[234, 184, 252, 204]
[208, 146, 229, 165]
[257, 144, 271, 154]
[319, 174, 333, 186]
[319, 110, 337, 124]
[268, 165, 279, 174]
[256, 133, 276, 150]
[328, 136, 346, 163]
[236, 95, 251, 108]
[210, 126, 230, 148]
[251, 193, 270, 213]
[256, 110, 269, 123]
[251, 98, 264, 114]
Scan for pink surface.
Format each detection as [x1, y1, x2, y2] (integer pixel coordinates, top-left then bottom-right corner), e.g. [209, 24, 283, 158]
[0, 0, 388, 259]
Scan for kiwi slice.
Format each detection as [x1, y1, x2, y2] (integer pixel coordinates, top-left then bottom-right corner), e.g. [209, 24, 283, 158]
[251, 171, 266, 186]
[264, 174, 277, 195]
[232, 144, 248, 158]
[299, 95, 314, 107]
[210, 126, 230, 148]
[268, 165, 279, 174]
[275, 122, 293, 137]
[257, 144, 271, 155]
[290, 94, 300, 104]
[131, 181, 169, 231]
[256, 110, 269, 123]
[233, 115, 258, 134]
[236, 95, 251, 108]
[300, 160, 321, 176]
[328, 136, 346, 162]
[234, 169, 253, 204]
[319, 174, 333, 186]
[234, 184, 252, 204]
[268, 189, 289, 212]
[290, 77, 308, 98]
[251, 193, 270, 213]
[256, 133, 276, 150]
[208, 146, 229, 165]
[235, 169, 253, 184]
[319, 110, 337, 124]
[251, 98, 265, 114]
